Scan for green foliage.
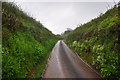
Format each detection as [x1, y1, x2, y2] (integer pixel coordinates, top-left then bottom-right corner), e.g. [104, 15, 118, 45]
[64, 5, 119, 79]
[2, 2, 58, 78]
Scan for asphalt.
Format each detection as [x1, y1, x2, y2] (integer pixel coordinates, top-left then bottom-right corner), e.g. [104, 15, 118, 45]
[43, 40, 100, 78]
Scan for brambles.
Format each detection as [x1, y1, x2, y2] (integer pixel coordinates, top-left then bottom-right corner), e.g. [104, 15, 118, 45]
[2, 2, 58, 78]
[64, 4, 119, 79]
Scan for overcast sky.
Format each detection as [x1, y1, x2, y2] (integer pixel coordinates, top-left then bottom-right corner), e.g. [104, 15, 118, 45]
[7, 0, 119, 34]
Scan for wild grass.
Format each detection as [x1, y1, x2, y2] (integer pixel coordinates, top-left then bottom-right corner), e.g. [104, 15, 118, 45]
[2, 2, 58, 78]
[64, 4, 119, 79]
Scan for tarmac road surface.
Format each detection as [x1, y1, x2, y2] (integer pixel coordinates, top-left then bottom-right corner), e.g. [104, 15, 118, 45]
[43, 40, 100, 78]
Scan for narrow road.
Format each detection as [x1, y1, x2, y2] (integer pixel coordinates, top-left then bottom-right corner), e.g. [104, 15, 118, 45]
[43, 40, 100, 78]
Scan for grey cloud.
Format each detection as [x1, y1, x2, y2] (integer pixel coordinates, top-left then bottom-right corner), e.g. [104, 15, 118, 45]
[15, 2, 115, 34]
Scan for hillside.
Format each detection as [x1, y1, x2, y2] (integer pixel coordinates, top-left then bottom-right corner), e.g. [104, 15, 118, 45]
[64, 3, 120, 79]
[2, 2, 58, 78]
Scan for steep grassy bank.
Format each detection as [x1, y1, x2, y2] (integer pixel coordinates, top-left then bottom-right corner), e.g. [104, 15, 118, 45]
[2, 2, 58, 78]
[64, 4, 120, 79]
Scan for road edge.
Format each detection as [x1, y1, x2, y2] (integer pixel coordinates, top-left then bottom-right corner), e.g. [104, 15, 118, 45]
[41, 51, 52, 78]
[74, 51, 102, 78]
